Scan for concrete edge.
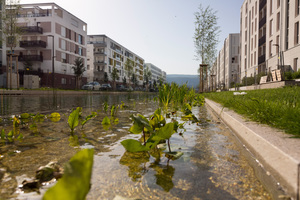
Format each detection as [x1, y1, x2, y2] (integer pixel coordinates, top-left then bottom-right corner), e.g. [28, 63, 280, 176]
[205, 98, 300, 200]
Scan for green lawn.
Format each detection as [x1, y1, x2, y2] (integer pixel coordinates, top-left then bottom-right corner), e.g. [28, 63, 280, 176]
[204, 86, 300, 137]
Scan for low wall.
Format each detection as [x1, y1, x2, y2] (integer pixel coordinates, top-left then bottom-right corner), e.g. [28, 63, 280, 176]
[229, 80, 300, 91]
[205, 99, 300, 200]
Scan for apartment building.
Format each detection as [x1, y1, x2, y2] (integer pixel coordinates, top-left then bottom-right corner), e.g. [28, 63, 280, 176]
[214, 34, 240, 90]
[87, 35, 144, 87]
[8, 3, 87, 89]
[0, 1, 6, 73]
[240, 0, 300, 81]
[144, 63, 166, 84]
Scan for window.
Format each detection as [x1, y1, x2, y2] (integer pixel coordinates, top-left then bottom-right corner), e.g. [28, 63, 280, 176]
[61, 52, 67, 63]
[78, 34, 83, 44]
[61, 78, 66, 84]
[277, 12, 280, 31]
[254, 51, 257, 65]
[277, 0, 280, 8]
[255, 35, 257, 48]
[270, 0, 273, 15]
[276, 35, 280, 54]
[255, 1, 257, 15]
[270, 19, 273, 36]
[295, 21, 299, 45]
[269, 40, 273, 57]
[61, 40, 66, 50]
[245, 44, 247, 55]
[87, 65, 90, 70]
[255, 18, 257, 32]
[294, 58, 298, 71]
[78, 47, 83, 56]
[296, 0, 300, 16]
[61, 27, 66, 37]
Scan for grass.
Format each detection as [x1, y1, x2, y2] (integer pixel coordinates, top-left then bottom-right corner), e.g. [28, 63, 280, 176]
[204, 86, 300, 137]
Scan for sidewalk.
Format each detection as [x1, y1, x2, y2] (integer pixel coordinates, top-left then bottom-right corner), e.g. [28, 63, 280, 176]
[205, 99, 300, 200]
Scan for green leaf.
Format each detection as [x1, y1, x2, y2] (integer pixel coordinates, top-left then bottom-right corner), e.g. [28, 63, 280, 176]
[7, 131, 13, 142]
[129, 123, 143, 134]
[20, 113, 30, 119]
[68, 108, 80, 131]
[130, 114, 152, 134]
[49, 112, 61, 122]
[17, 133, 23, 140]
[43, 149, 94, 200]
[81, 112, 97, 127]
[102, 116, 111, 125]
[155, 123, 174, 140]
[1, 129, 5, 140]
[165, 151, 183, 160]
[121, 139, 150, 152]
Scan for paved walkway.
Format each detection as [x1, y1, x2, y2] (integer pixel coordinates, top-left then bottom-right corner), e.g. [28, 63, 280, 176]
[205, 99, 300, 200]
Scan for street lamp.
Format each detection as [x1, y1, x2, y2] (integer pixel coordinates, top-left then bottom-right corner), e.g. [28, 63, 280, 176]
[47, 35, 55, 88]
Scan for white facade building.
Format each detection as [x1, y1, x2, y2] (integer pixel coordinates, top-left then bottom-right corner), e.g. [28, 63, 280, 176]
[87, 35, 144, 86]
[215, 34, 240, 90]
[144, 63, 166, 84]
[240, 0, 300, 81]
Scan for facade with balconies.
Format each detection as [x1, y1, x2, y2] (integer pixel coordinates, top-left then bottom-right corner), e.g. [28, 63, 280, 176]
[240, 0, 300, 83]
[10, 3, 87, 89]
[87, 34, 145, 87]
[144, 63, 166, 85]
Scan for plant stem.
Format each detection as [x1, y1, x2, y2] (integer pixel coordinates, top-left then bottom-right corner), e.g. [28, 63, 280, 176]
[143, 131, 146, 146]
[167, 139, 171, 152]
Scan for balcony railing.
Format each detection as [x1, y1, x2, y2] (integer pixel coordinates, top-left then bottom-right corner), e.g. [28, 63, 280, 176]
[259, 16, 266, 28]
[17, 13, 52, 18]
[258, 54, 266, 65]
[20, 40, 47, 48]
[94, 61, 107, 65]
[19, 55, 43, 62]
[258, 35, 266, 46]
[20, 26, 43, 34]
[259, 0, 267, 10]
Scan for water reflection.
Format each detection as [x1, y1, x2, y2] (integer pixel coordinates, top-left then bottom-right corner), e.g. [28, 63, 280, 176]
[0, 93, 155, 117]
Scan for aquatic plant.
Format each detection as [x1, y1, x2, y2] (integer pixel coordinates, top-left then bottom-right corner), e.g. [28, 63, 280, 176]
[103, 101, 109, 113]
[49, 112, 61, 122]
[68, 107, 81, 136]
[121, 108, 179, 154]
[43, 149, 94, 200]
[81, 112, 97, 129]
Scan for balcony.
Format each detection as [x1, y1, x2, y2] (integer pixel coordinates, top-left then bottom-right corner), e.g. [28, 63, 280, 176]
[258, 54, 266, 65]
[20, 26, 43, 34]
[94, 61, 107, 65]
[259, 16, 266, 28]
[19, 55, 43, 62]
[258, 35, 266, 46]
[259, 0, 267, 10]
[20, 40, 47, 48]
[92, 42, 107, 47]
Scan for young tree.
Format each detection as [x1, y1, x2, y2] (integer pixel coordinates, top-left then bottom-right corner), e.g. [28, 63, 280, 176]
[194, 4, 220, 92]
[124, 58, 134, 87]
[2, 0, 22, 89]
[104, 72, 109, 83]
[110, 66, 119, 90]
[72, 57, 85, 90]
[143, 66, 152, 91]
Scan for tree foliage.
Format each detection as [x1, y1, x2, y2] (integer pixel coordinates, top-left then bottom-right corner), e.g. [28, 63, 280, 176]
[2, 0, 22, 50]
[110, 66, 119, 90]
[194, 4, 220, 72]
[72, 57, 85, 89]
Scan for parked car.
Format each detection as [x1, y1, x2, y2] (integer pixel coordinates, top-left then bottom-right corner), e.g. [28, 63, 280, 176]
[117, 85, 126, 91]
[100, 83, 112, 90]
[81, 81, 101, 90]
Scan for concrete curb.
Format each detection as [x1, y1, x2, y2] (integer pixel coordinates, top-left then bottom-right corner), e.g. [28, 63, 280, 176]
[205, 99, 300, 200]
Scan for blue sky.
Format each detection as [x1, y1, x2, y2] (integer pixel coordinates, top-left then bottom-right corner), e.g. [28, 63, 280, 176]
[19, 0, 244, 75]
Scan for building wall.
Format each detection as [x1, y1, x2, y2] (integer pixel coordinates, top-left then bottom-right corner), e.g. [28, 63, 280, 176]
[240, 0, 300, 82]
[144, 63, 166, 84]
[12, 3, 87, 89]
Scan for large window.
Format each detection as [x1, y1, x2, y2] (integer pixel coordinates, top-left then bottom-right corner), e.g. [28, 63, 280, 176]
[78, 34, 83, 44]
[61, 27, 66, 37]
